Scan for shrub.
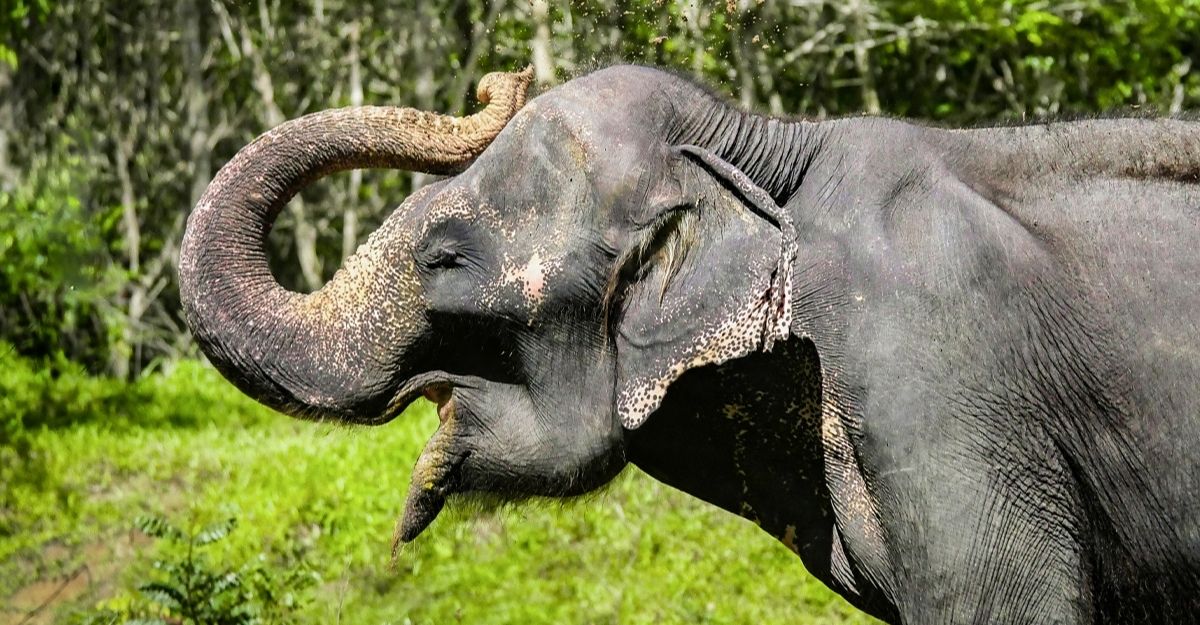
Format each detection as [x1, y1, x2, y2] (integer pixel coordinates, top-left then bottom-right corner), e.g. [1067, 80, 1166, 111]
[72, 515, 319, 625]
[0, 151, 123, 371]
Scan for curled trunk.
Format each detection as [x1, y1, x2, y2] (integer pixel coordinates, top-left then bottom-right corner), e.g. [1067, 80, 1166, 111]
[179, 68, 532, 422]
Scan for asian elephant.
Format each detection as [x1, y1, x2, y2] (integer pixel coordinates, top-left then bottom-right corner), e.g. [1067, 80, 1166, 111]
[179, 65, 1200, 624]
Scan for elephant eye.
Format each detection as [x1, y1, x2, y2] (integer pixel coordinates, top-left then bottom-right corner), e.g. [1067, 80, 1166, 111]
[418, 218, 481, 272]
[429, 245, 460, 269]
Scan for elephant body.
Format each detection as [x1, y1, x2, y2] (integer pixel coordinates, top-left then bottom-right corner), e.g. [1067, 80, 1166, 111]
[180, 65, 1200, 623]
[634, 114, 1200, 623]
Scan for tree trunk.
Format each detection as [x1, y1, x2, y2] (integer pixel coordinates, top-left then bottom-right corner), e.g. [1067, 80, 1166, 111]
[847, 0, 881, 115]
[183, 0, 217, 210]
[531, 0, 554, 85]
[682, 1, 705, 78]
[727, 1, 756, 110]
[342, 20, 363, 262]
[0, 64, 14, 190]
[111, 133, 141, 379]
[448, 0, 506, 116]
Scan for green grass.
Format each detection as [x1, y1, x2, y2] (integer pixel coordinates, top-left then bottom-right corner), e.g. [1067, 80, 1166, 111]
[1, 357, 878, 624]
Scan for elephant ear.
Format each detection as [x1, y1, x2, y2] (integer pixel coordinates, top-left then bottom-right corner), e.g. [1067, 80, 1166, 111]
[614, 145, 797, 429]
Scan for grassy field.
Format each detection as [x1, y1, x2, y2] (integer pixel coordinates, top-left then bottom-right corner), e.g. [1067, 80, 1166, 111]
[1, 358, 878, 624]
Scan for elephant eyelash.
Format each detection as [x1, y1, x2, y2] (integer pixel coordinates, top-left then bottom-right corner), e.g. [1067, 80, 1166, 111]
[428, 246, 462, 269]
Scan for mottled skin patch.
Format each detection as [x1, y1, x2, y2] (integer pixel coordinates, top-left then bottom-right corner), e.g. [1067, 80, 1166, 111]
[497, 251, 558, 320]
[617, 269, 782, 428]
[416, 186, 502, 235]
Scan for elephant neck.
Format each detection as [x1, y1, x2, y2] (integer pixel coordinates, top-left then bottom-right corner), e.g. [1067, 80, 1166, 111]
[664, 85, 822, 206]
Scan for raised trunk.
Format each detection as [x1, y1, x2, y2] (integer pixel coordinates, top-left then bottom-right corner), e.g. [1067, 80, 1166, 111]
[179, 69, 531, 422]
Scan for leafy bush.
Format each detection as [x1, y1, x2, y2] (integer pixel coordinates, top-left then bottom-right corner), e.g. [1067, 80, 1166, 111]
[72, 515, 318, 625]
[0, 150, 122, 370]
[867, 0, 1200, 120]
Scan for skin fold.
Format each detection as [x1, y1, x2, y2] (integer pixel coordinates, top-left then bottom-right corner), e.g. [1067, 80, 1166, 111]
[180, 65, 1200, 624]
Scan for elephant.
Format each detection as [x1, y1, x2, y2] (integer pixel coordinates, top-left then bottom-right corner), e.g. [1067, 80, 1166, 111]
[179, 65, 1200, 624]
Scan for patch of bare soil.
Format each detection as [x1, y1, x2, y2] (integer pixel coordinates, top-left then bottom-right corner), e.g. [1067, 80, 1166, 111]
[2, 534, 147, 625]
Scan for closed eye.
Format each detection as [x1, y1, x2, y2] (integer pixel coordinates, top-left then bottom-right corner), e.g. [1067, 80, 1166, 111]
[429, 245, 461, 269]
[418, 218, 484, 273]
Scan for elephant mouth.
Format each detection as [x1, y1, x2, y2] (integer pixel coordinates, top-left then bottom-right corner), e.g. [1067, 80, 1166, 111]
[383, 371, 461, 424]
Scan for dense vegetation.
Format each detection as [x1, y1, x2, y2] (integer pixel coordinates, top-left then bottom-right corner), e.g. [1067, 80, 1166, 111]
[2, 0, 1198, 622]
[4, 0, 1198, 375]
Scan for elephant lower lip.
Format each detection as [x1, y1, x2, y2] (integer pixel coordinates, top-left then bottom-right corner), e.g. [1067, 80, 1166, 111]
[396, 484, 448, 545]
[395, 419, 467, 546]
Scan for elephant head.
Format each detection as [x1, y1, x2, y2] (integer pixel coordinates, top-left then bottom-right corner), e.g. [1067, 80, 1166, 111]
[180, 65, 801, 542]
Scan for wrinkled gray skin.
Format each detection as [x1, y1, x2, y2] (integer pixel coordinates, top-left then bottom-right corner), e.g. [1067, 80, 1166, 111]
[180, 65, 1200, 624]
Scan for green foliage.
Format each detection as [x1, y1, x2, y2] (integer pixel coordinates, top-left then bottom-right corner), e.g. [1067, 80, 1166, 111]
[0, 343, 277, 440]
[72, 515, 318, 625]
[0, 0, 52, 68]
[0, 152, 121, 369]
[0, 345, 279, 542]
[872, 0, 1200, 119]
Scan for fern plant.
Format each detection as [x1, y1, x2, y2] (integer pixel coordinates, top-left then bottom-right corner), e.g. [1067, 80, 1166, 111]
[74, 514, 318, 625]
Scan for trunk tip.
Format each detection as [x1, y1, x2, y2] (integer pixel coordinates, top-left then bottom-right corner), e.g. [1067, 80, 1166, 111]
[476, 65, 535, 107]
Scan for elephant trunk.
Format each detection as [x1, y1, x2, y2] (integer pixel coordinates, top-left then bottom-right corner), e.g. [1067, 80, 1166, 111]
[179, 68, 532, 422]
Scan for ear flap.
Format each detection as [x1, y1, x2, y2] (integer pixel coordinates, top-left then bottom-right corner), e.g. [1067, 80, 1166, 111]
[614, 145, 797, 429]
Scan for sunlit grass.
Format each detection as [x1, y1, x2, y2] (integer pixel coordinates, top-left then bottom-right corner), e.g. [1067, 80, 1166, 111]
[1, 363, 877, 624]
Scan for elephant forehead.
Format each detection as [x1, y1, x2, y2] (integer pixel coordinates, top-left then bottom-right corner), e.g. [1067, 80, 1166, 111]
[482, 94, 655, 217]
[502, 98, 602, 171]
[413, 186, 502, 237]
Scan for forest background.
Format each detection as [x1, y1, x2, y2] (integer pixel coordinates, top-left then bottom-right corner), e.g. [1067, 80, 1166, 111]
[2, 1, 1198, 623]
